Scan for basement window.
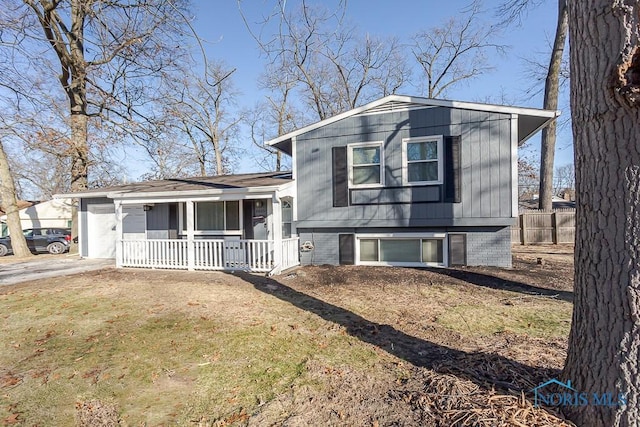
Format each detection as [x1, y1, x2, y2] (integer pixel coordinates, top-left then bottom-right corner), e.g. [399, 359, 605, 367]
[357, 234, 446, 266]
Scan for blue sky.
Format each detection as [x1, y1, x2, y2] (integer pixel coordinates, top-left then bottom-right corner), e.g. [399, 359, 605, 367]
[139, 1, 573, 176]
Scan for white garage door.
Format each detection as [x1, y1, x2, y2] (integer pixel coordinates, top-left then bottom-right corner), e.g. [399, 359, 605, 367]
[87, 204, 117, 258]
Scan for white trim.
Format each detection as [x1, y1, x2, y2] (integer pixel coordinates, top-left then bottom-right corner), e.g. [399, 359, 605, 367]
[186, 201, 195, 271]
[401, 135, 444, 186]
[280, 197, 294, 238]
[291, 136, 298, 236]
[354, 232, 448, 267]
[117, 194, 275, 205]
[357, 232, 447, 238]
[114, 201, 122, 267]
[347, 141, 385, 188]
[77, 200, 84, 257]
[271, 197, 283, 274]
[55, 181, 294, 201]
[265, 94, 560, 147]
[511, 114, 519, 218]
[291, 136, 297, 181]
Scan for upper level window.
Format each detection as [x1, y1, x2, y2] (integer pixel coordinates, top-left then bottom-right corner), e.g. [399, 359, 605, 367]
[402, 136, 443, 185]
[349, 142, 383, 187]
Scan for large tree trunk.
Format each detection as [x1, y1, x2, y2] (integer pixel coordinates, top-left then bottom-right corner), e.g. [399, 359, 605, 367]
[0, 141, 32, 258]
[68, 97, 89, 253]
[562, 2, 640, 426]
[213, 138, 223, 175]
[538, 0, 568, 210]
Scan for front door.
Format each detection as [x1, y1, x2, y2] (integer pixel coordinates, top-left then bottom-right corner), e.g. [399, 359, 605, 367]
[252, 200, 268, 240]
[242, 200, 269, 240]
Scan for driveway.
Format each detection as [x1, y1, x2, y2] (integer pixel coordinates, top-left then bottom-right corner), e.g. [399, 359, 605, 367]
[0, 255, 113, 286]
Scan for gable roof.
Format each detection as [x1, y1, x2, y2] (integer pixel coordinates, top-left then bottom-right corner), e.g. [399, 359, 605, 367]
[55, 171, 293, 199]
[266, 95, 560, 155]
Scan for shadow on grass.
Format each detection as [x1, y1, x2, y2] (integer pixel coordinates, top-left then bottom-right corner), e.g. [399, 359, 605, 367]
[423, 268, 574, 303]
[230, 271, 560, 394]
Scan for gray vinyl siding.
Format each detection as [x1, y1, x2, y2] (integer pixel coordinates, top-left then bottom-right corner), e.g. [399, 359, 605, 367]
[146, 203, 170, 239]
[298, 231, 340, 266]
[79, 197, 112, 257]
[295, 107, 514, 228]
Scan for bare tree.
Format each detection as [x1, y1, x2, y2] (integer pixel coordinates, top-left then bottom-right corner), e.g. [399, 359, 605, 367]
[3, 0, 190, 191]
[248, 61, 304, 171]
[497, 0, 569, 210]
[0, 115, 33, 257]
[553, 163, 574, 196]
[518, 157, 540, 200]
[242, 0, 411, 121]
[412, 1, 504, 98]
[562, 1, 640, 425]
[0, 140, 31, 257]
[537, 0, 567, 210]
[165, 61, 243, 176]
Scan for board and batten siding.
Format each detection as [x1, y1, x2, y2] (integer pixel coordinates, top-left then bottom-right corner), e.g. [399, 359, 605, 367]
[295, 106, 514, 228]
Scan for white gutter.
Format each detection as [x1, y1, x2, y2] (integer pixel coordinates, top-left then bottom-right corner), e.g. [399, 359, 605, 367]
[54, 180, 295, 201]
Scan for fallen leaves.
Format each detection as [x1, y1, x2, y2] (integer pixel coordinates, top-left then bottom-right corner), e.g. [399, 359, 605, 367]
[0, 373, 22, 389]
[3, 413, 20, 425]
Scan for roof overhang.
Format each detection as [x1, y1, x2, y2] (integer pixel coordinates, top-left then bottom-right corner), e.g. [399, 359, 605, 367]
[54, 178, 295, 201]
[265, 95, 560, 155]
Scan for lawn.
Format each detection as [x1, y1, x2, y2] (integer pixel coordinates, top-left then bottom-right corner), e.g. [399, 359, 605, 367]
[0, 246, 575, 426]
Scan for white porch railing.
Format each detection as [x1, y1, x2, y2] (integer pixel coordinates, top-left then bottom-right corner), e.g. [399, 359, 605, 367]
[120, 238, 299, 273]
[120, 239, 189, 269]
[193, 239, 274, 272]
[281, 237, 301, 271]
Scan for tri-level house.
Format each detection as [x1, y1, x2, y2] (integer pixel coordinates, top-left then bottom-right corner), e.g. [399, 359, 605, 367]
[58, 95, 558, 272]
[265, 95, 558, 268]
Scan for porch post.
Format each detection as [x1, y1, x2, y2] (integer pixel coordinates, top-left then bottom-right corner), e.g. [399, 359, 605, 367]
[271, 195, 283, 275]
[115, 200, 123, 268]
[186, 200, 195, 271]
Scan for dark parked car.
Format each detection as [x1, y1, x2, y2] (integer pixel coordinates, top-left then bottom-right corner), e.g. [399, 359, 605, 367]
[0, 228, 72, 256]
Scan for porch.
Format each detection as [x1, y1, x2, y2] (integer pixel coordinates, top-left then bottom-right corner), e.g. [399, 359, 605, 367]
[118, 237, 300, 273]
[114, 194, 299, 274]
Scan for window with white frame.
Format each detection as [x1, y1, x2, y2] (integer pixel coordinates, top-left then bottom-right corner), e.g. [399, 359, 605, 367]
[281, 198, 293, 238]
[357, 235, 445, 266]
[349, 142, 383, 187]
[180, 201, 240, 232]
[403, 136, 443, 185]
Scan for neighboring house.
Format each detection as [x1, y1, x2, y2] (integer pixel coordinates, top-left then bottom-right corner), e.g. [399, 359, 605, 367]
[1, 199, 73, 236]
[57, 95, 557, 272]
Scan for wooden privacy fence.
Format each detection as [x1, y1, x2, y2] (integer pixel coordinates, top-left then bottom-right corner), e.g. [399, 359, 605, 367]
[511, 209, 575, 244]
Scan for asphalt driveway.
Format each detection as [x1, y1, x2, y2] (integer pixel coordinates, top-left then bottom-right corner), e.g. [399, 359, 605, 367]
[0, 255, 113, 286]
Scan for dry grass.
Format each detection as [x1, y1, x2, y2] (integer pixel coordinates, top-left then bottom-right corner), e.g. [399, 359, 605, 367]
[0, 249, 575, 426]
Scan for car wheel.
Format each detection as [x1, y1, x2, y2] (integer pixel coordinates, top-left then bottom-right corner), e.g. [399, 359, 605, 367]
[47, 242, 65, 255]
[0, 244, 7, 257]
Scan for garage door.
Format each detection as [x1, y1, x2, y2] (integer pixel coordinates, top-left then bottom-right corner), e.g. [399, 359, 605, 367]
[87, 204, 117, 258]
